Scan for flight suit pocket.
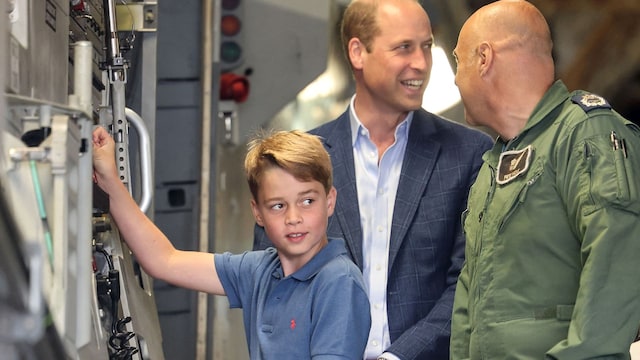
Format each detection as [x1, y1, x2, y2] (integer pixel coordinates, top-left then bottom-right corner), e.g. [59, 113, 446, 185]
[613, 141, 632, 201]
[498, 167, 543, 232]
[584, 133, 640, 214]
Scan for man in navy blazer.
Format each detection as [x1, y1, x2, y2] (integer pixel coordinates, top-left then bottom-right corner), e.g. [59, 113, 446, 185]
[255, 0, 492, 358]
[254, 109, 491, 360]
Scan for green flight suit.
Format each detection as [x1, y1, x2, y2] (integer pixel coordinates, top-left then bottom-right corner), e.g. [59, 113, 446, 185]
[451, 80, 640, 359]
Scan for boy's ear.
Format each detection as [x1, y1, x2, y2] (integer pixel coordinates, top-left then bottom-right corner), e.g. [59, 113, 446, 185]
[250, 199, 264, 226]
[326, 186, 337, 216]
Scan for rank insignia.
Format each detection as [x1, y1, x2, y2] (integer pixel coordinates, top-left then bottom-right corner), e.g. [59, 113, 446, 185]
[571, 93, 611, 112]
[496, 145, 533, 185]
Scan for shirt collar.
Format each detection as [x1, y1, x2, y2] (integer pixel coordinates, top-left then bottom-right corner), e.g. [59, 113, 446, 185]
[484, 80, 570, 165]
[348, 95, 413, 146]
[287, 238, 347, 281]
[521, 80, 570, 134]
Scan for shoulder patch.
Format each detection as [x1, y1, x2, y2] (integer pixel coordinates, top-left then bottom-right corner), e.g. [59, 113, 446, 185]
[571, 93, 611, 113]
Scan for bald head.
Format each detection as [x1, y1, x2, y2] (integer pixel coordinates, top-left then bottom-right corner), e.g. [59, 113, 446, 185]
[465, 0, 553, 58]
[454, 0, 556, 139]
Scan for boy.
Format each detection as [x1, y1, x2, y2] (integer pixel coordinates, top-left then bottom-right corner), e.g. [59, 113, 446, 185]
[92, 127, 371, 359]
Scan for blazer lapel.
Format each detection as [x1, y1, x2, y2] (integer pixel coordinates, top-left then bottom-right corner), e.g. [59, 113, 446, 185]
[388, 111, 441, 270]
[322, 114, 365, 269]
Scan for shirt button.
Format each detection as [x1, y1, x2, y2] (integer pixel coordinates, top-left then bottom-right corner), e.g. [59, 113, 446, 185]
[371, 340, 379, 347]
[374, 303, 382, 310]
[375, 264, 382, 271]
[377, 226, 384, 232]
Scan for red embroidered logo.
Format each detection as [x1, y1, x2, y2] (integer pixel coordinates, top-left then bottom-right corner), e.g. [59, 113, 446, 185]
[290, 319, 296, 330]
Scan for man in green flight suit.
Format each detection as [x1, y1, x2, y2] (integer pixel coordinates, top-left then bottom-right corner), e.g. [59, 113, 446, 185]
[450, 0, 640, 358]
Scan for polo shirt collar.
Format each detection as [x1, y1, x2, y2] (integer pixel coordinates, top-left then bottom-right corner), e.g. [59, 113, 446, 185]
[284, 238, 347, 281]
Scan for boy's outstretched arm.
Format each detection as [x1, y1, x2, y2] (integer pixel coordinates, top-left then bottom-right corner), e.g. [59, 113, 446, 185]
[92, 126, 224, 295]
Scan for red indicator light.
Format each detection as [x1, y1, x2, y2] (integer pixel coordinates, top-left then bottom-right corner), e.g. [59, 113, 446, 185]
[220, 73, 250, 103]
[221, 15, 241, 36]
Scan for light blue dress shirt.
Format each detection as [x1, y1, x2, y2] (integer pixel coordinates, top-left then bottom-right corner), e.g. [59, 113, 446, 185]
[349, 96, 411, 360]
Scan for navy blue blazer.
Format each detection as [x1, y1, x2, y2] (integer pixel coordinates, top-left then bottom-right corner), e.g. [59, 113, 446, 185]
[254, 108, 493, 359]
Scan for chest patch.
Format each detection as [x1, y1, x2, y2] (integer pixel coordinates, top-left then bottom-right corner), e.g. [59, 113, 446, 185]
[496, 145, 533, 185]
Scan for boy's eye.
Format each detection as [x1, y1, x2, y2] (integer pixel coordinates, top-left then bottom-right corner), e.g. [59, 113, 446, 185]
[302, 198, 314, 206]
[271, 203, 283, 210]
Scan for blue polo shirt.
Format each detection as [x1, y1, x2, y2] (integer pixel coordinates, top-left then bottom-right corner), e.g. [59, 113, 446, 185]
[215, 238, 371, 359]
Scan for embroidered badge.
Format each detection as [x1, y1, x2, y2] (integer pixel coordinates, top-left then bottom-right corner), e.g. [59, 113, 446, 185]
[580, 94, 606, 107]
[496, 145, 533, 185]
[571, 93, 611, 112]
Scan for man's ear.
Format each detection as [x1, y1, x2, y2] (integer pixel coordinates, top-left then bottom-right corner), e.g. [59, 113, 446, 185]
[250, 199, 264, 226]
[348, 38, 364, 70]
[477, 42, 493, 77]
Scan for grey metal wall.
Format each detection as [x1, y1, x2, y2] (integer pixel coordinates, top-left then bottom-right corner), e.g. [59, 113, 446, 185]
[153, 0, 205, 358]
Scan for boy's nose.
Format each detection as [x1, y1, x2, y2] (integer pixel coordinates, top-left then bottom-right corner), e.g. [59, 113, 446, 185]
[285, 209, 302, 225]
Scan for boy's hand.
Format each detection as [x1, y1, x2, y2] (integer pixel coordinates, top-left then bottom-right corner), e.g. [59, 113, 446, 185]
[92, 126, 118, 191]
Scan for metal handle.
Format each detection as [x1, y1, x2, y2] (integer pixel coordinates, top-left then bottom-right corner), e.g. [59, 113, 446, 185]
[124, 107, 153, 213]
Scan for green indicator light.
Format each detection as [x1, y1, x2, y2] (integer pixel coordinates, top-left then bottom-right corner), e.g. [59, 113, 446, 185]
[221, 41, 242, 63]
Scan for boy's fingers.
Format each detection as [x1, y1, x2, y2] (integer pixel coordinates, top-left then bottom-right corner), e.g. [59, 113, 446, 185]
[92, 127, 108, 143]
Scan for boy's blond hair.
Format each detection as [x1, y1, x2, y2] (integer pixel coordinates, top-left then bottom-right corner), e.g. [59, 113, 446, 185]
[244, 130, 333, 201]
